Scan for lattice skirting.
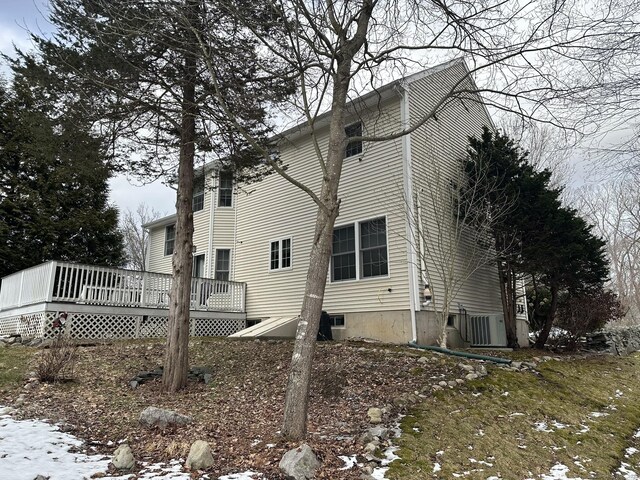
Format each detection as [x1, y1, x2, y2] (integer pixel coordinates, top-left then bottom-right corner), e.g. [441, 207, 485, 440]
[0, 311, 245, 340]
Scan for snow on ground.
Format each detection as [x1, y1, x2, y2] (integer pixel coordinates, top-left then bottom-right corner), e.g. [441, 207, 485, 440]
[0, 408, 259, 480]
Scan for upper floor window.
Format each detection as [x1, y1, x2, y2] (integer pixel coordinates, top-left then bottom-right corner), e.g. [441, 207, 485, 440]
[270, 237, 292, 271]
[164, 224, 175, 256]
[331, 217, 388, 281]
[345, 121, 363, 158]
[218, 171, 233, 207]
[193, 175, 205, 212]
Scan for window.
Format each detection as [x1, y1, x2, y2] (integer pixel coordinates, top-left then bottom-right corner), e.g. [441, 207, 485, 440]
[345, 122, 363, 158]
[447, 314, 456, 327]
[331, 225, 356, 281]
[214, 249, 231, 293]
[192, 254, 205, 278]
[164, 224, 175, 256]
[215, 249, 230, 281]
[218, 171, 233, 207]
[270, 237, 292, 271]
[331, 217, 388, 281]
[360, 218, 388, 278]
[329, 314, 345, 327]
[193, 176, 205, 212]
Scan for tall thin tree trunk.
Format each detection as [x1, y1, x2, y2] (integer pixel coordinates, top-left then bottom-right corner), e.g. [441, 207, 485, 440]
[163, 3, 197, 393]
[498, 260, 519, 348]
[535, 283, 558, 349]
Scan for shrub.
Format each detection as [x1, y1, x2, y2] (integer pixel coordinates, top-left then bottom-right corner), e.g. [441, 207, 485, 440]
[36, 335, 79, 382]
[555, 289, 626, 350]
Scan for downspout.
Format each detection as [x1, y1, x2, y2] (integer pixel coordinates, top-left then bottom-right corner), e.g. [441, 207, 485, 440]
[400, 82, 420, 343]
[206, 170, 216, 278]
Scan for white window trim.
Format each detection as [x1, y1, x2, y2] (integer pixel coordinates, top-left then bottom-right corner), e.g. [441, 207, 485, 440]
[217, 171, 234, 208]
[213, 247, 233, 281]
[330, 214, 390, 283]
[164, 224, 175, 257]
[269, 236, 293, 272]
[344, 121, 363, 159]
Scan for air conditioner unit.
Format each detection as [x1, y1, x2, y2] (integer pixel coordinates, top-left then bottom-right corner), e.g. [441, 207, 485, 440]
[469, 314, 507, 347]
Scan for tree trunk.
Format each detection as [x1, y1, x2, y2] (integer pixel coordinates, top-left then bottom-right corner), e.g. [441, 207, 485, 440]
[163, 6, 197, 393]
[498, 260, 519, 348]
[534, 283, 559, 349]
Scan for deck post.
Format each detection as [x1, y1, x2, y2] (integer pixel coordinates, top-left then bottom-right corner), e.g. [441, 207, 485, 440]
[46, 261, 57, 302]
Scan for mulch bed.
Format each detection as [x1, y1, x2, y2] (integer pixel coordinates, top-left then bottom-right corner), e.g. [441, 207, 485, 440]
[3, 338, 460, 479]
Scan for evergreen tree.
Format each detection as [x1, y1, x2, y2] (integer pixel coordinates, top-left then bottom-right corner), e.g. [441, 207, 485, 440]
[21, 0, 293, 392]
[464, 127, 609, 349]
[0, 73, 125, 279]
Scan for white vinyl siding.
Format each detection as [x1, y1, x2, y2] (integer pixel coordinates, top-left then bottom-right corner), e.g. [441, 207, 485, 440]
[408, 62, 502, 315]
[234, 96, 410, 319]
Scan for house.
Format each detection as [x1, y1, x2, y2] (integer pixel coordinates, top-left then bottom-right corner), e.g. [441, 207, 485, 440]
[144, 59, 530, 348]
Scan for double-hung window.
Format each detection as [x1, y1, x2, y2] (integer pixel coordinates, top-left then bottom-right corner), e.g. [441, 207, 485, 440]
[331, 217, 388, 281]
[218, 171, 233, 207]
[344, 121, 363, 158]
[270, 237, 292, 271]
[193, 176, 205, 212]
[164, 224, 175, 256]
[214, 248, 231, 293]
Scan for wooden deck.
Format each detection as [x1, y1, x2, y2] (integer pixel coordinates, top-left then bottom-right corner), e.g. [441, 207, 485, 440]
[0, 261, 247, 339]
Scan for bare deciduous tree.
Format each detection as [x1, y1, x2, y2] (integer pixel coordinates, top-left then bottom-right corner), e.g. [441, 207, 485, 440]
[120, 203, 163, 272]
[206, 0, 640, 440]
[576, 178, 640, 324]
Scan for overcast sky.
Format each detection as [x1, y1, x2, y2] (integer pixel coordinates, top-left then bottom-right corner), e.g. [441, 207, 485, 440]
[0, 0, 177, 218]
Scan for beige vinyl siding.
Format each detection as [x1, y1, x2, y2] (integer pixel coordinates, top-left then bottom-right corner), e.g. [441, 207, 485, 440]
[234, 97, 411, 319]
[408, 62, 502, 315]
[147, 222, 173, 274]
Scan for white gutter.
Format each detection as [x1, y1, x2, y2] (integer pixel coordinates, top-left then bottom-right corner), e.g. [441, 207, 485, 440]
[400, 83, 420, 343]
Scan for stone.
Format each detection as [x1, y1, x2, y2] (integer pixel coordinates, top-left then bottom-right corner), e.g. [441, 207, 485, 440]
[111, 444, 135, 470]
[368, 425, 389, 440]
[186, 440, 214, 470]
[33, 475, 48, 480]
[438, 381, 448, 388]
[130, 380, 139, 390]
[4, 337, 17, 345]
[138, 406, 192, 429]
[511, 361, 522, 369]
[458, 363, 475, 372]
[476, 365, 488, 376]
[279, 444, 320, 480]
[455, 378, 464, 385]
[447, 381, 457, 388]
[432, 384, 443, 391]
[29, 338, 43, 347]
[367, 407, 383, 424]
[203, 373, 213, 385]
[417, 356, 429, 364]
[364, 442, 378, 454]
[15, 394, 26, 406]
[465, 373, 479, 381]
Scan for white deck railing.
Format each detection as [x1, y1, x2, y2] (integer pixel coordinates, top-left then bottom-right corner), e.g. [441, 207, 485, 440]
[0, 261, 246, 313]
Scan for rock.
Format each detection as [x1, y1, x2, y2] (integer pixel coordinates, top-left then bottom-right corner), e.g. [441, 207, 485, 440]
[29, 338, 43, 347]
[455, 378, 464, 385]
[203, 373, 213, 385]
[364, 442, 378, 454]
[130, 380, 139, 390]
[417, 356, 429, 364]
[458, 363, 475, 372]
[33, 475, 48, 480]
[432, 384, 443, 391]
[4, 337, 17, 345]
[465, 373, 479, 381]
[14, 394, 26, 406]
[523, 362, 537, 369]
[138, 406, 192, 429]
[475, 365, 488, 376]
[279, 444, 320, 480]
[186, 440, 214, 470]
[367, 407, 383, 424]
[368, 425, 389, 440]
[511, 361, 522, 369]
[447, 381, 457, 388]
[111, 444, 135, 470]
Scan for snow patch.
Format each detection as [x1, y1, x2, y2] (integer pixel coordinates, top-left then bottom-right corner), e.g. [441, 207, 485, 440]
[338, 455, 358, 470]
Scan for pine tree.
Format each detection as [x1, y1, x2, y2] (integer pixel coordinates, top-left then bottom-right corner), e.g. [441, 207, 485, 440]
[0, 74, 125, 279]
